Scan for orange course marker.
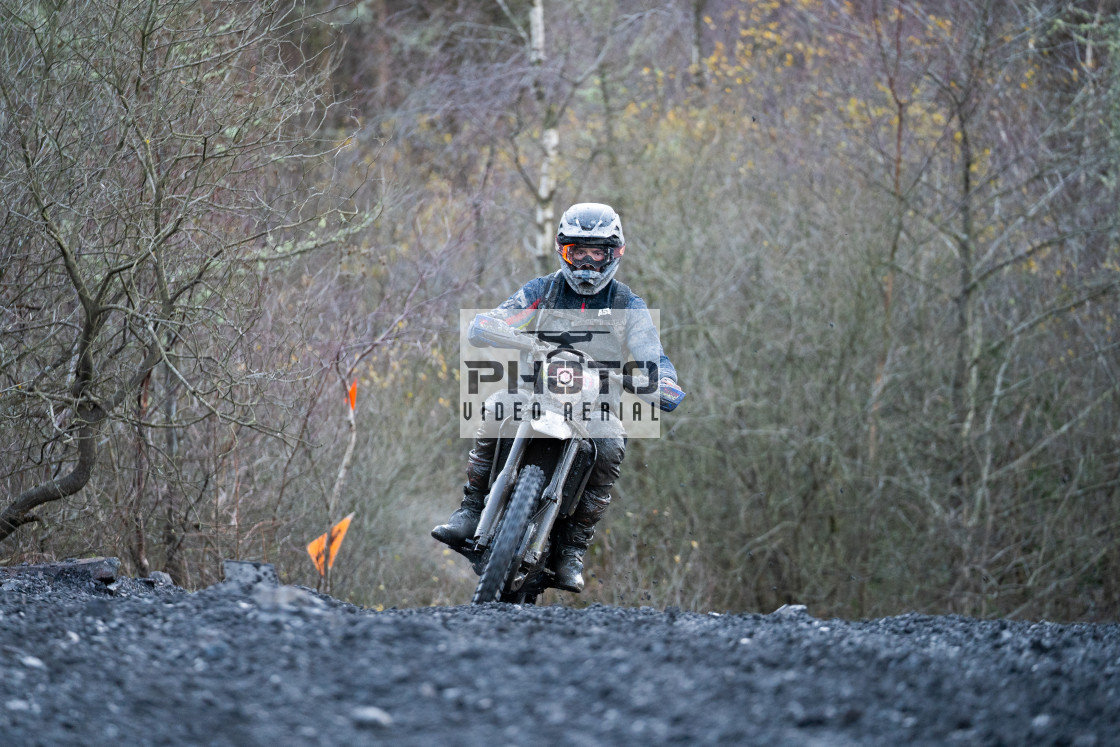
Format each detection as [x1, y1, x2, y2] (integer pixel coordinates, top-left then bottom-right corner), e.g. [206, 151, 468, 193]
[307, 513, 355, 576]
[348, 379, 358, 411]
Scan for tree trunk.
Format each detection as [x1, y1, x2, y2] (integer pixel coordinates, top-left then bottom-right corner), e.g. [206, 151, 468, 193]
[0, 415, 99, 541]
[953, 112, 979, 504]
[691, 0, 707, 89]
[531, 0, 557, 275]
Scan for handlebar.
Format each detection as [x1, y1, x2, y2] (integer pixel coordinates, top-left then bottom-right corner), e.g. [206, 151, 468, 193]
[472, 313, 687, 412]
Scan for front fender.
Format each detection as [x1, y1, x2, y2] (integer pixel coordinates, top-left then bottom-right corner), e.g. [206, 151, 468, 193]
[529, 408, 573, 440]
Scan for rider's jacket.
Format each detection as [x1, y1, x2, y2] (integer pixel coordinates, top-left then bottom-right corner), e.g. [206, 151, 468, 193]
[469, 272, 678, 387]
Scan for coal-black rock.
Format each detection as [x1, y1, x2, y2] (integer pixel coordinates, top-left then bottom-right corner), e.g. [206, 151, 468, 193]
[2, 560, 1118, 745]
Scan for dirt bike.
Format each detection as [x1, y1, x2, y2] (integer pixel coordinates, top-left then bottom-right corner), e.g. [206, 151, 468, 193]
[454, 313, 685, 605]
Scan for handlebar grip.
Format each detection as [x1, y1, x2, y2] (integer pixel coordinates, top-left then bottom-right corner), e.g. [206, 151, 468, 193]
[471, 313, 536, 352]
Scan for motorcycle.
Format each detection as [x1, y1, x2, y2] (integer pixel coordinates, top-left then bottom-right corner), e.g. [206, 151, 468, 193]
[453, 313, 686, 604]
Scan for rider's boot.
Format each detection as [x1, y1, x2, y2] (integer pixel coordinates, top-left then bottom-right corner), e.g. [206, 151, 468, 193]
[432, 440, 494, 547]
[553, 490, 611, 593]
[431, 488, 486, 547]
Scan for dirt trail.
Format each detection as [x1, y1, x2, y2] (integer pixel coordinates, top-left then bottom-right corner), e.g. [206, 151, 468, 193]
[2, 560, 1117, 745]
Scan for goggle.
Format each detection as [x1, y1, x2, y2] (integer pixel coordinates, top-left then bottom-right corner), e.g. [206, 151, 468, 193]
[559, 243, 613, 271]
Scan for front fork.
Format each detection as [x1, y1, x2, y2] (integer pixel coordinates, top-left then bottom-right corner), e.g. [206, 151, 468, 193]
[474, 420, 533, 547]
[473, 424, 589, 562]
[521, 437, 591, 565]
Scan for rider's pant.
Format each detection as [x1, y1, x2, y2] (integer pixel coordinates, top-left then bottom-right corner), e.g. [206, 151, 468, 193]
[465, 389, 625, 546]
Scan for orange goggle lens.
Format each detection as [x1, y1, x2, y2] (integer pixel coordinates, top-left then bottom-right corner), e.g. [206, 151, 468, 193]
[560, 244, 612, 269]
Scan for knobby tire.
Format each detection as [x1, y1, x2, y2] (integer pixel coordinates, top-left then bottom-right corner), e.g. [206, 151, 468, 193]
[472, 465, 545, 604]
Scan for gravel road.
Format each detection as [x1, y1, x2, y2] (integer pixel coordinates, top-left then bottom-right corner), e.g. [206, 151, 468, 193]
[2, 559, 1118, 745]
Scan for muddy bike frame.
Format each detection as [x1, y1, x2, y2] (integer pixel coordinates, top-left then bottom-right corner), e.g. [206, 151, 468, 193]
[457, 313, 684, 603]
[475, 404, 597, 572]
[454, 346, 603, 603]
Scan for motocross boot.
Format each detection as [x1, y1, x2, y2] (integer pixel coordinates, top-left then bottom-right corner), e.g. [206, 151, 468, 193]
[432, 440, 495, 547]
[553, 490, 611, 593]
[431, 489, 486, 547]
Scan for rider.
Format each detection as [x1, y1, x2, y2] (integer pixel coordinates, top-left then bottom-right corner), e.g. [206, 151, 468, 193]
[432, 202, 681, 593]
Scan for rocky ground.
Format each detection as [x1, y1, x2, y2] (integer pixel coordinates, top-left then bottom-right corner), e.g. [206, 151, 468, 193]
[2, 558, 1118, 746]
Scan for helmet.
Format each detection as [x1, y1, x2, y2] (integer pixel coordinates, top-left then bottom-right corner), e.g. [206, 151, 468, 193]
[555, 202, 626, 296]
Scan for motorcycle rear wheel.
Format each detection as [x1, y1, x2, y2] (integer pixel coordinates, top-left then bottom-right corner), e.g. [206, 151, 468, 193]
[472, 465, 545, 604]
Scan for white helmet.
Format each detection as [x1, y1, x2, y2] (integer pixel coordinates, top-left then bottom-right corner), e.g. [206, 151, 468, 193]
[555, 203, 626, 296]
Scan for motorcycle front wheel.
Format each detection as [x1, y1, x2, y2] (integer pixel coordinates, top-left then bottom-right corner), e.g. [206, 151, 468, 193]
[471, 464, 545, 604]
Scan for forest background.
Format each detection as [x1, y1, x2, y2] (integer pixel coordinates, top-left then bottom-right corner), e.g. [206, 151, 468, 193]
[2, 0, 1118, 621]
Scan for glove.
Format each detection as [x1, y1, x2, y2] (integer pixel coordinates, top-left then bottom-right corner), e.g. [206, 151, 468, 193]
[658, 377, 686, 412]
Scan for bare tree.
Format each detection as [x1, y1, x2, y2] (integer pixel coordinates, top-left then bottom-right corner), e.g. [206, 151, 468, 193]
[0, 0, 354, 543]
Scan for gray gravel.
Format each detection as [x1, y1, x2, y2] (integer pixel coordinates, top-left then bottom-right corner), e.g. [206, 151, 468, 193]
[2, 562, 1118, 745]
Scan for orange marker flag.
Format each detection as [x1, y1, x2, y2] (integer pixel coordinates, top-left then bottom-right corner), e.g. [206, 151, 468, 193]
[348, 379, 358, 411]
[307, 513, 355, 576]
